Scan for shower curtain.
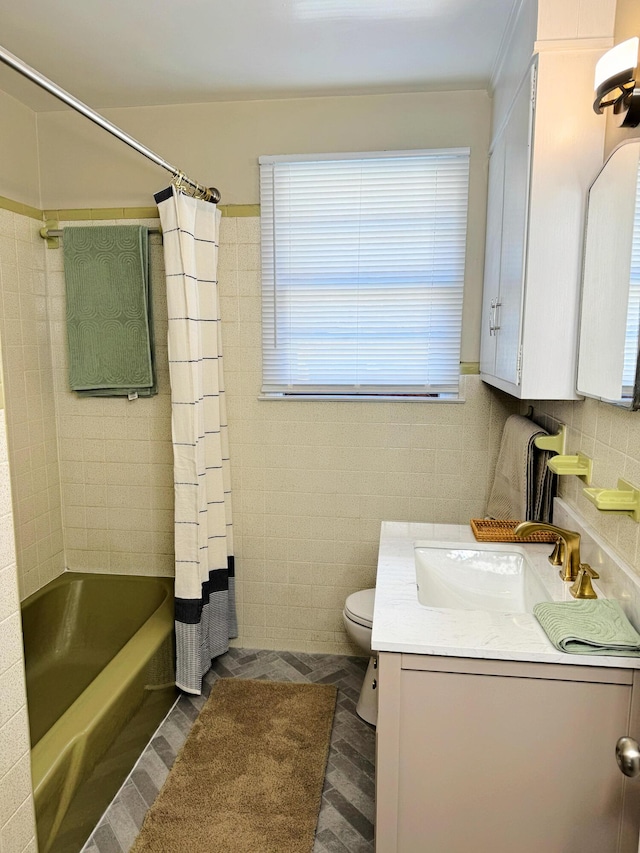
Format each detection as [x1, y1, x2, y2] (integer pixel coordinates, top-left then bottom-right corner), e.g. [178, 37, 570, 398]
[155, 185, 237, 694]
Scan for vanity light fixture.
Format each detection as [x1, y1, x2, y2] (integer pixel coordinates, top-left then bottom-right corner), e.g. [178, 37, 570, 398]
[593, 36, 640, 127]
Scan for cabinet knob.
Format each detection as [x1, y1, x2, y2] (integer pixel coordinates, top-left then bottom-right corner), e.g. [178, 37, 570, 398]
[616, 736, 640, 777]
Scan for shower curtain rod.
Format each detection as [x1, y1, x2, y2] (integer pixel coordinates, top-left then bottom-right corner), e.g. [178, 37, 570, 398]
[0, 44, 221, 204]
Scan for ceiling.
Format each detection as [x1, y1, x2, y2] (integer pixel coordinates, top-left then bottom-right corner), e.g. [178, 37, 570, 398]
[0, 0, 519, 112]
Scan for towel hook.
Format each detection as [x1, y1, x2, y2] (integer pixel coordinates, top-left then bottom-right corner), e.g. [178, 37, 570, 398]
[534, 424, 566, 455]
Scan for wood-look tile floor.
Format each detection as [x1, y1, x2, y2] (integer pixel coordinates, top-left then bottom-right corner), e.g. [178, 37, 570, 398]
[81, 649, 375, 853]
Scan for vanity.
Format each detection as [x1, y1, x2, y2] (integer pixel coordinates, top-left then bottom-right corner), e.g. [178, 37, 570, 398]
[373, 501, 640, 853]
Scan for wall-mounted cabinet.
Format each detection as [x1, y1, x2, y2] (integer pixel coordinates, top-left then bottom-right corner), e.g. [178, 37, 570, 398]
[480, 63, 535, 388]
[479, 1, 613, 400]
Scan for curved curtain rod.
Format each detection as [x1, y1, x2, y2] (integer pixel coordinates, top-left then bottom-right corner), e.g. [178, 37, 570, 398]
[0, 44, 221, 204]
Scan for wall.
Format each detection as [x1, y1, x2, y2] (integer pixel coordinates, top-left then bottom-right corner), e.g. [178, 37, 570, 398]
[44, 210, 516, 653]
[35, 89, 490, 364]
[0, 90, 40, 209]
[0, 413, 38, 853]
[530, 398, 640, 570]
[0, 91, 40, 853]
[218, 216, 517, 651]
[0, 207, 64, 599]
[47, 217, 175, 578]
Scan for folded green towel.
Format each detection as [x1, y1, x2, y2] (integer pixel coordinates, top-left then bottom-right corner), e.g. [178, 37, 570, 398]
[64, 225, 156, 397]
[533, 599, 640, 656]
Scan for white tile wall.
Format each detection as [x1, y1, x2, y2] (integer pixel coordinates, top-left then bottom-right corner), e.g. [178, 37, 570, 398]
[0, 415, 38, 853]
[46, 220, 174, 578]
[0, 207, 521, 660]
[0, 208, 64, 599]
[532, 396, 640, 575]
[219, 217, 518, 653]
[44, 213, 516, 654]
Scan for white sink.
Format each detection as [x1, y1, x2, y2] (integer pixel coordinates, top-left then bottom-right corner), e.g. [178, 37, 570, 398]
[414, 541, 551, 614]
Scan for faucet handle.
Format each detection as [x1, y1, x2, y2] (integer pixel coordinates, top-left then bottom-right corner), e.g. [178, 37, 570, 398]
[569, 563, 599, 599]
[548, 539, 565, 567]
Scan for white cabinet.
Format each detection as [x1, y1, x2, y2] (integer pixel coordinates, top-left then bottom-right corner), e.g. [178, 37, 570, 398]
[479, 6, 611, 400]
[375, 653, 640, 853]
[480, 65, 535, 386]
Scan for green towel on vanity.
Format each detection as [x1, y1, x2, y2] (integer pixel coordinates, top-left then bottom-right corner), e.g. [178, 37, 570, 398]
[64, 225, 156, 397]
[533, 599, 640, 656]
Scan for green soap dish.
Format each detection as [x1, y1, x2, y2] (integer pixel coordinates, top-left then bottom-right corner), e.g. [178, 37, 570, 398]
[546, 452, 593, 484]
[583, 479, 640, 522]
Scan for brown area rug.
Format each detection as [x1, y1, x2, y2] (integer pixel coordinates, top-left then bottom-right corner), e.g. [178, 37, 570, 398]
[130, 678, 337, 853]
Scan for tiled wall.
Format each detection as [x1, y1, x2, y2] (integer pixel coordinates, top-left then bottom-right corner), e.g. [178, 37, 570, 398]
[46, 219, 175, 578]
[0, 208, 64, 599]
[44, 213, 516, 653]
[219, 217, 517, 653]
[0, 415, 38, 853]
[531, 398, 640, 575]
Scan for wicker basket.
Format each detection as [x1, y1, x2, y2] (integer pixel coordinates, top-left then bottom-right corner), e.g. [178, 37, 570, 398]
[470, 519, 559, 543]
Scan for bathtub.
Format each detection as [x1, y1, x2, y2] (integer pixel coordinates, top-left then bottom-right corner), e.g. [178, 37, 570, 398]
[21, 572, 177, 853]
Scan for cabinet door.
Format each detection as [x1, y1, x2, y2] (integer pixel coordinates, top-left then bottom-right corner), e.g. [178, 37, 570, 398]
[393, 667, 632, 853]
[479, 131, 506, 377]
[494, 65, 535, 384]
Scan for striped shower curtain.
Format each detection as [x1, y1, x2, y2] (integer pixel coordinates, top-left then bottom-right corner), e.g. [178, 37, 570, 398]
[155, 185, 237, 694]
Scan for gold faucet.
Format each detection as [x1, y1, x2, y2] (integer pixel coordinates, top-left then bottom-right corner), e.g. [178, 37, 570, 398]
[514, 522, 582, 582]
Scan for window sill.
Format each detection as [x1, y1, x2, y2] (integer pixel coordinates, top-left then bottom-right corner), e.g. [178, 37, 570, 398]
[258, 395, 465, 403]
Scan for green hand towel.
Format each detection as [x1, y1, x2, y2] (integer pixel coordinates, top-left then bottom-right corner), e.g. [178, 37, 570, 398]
[533, 599, 640, 656]
[64, 225, 156, 397]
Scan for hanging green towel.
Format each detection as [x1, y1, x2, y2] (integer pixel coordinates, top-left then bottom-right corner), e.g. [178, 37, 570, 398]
[533, 599, 640, 656]
[64, 225, 156, 397]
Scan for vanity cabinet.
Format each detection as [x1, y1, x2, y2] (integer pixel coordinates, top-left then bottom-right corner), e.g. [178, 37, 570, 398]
[479, 3, 611, 400]
[376, 653, 640, 853]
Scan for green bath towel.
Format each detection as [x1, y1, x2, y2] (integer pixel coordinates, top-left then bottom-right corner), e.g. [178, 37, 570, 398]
[533, 599, 640, 656]
[64, 225, 156, 397]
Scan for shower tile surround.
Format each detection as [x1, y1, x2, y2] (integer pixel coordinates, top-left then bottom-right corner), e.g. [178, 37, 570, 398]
[47, 218, 175, 580]
[0, 207, 64, 600]
[0, 415, 38, 853]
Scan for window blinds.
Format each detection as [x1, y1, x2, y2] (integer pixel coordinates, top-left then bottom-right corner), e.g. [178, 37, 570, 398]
[259, 149, 470, 397]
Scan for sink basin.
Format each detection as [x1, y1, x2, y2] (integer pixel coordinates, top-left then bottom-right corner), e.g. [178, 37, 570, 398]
[414, 541, 551, 613]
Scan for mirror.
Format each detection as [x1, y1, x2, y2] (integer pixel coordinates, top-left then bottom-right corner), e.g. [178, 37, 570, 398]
[577, 139, 640, 409]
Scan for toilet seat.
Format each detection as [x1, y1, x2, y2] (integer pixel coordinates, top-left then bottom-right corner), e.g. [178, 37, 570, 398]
[344, 588, 375, 629]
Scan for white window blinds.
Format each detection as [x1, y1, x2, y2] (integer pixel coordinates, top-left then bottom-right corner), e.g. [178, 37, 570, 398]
[259, 149, 470, 397]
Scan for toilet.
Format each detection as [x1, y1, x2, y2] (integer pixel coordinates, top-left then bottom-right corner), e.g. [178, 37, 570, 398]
[342, 588, 378, 726]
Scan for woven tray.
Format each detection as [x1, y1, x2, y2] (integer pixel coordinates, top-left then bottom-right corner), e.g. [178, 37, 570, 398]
[470, 519, 559, 543]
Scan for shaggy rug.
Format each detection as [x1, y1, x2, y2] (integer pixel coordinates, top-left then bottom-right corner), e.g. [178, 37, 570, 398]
[130, 678, 337, 853]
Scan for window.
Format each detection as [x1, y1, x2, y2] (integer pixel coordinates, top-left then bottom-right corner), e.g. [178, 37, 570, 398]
[259, 149, 470, 399]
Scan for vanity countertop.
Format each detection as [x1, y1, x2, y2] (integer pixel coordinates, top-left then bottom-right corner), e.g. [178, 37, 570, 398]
[372, 520, 640, 669]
